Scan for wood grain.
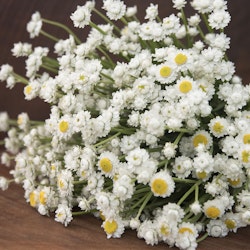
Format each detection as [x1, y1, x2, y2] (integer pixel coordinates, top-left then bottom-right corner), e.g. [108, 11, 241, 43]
[1, 1, 250, 249]
[1, 165, 250, 250]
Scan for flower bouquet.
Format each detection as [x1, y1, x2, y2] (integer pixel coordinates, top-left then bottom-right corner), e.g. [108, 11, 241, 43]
[0, 0, 250, 249]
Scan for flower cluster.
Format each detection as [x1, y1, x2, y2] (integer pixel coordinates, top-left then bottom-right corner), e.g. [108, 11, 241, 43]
[1, 1, 250, 249]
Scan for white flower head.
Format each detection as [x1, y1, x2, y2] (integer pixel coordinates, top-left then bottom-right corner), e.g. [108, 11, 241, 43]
[55, 204, 73, 227]
[103, 0, 126, 20]
[70, 2, 95, 28]
[26, 11, 42, 38]
[150, 170, 175, 198]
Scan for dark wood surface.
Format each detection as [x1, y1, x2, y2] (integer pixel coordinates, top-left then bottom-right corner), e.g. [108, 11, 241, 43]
[1, 165, 250, 250]
[1, 1, 250, 249]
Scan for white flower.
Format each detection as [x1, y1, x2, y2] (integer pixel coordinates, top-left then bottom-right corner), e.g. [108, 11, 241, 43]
[55, 204, 73, 226]
[102, 0, 126, 20]
[26, 11, 42, 38]
[208, 9, 231, 30]
[203, 198, 226, 219]
[172, 0, 187, 10]
[145, 3, 158, 21]
[137, 220, 158, 246]
[206, 219, 228, 237]
[70, 2, 94, 28]
[125, 6, 137, 17]
[150, 170, 175, 198]
[11, 42, 32, 57]
[0, 112, 9, 132]
[0, 176, 9, 191]
[102, 216, 125, 239]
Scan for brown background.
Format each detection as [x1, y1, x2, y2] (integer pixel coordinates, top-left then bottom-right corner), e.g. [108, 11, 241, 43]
[0, 1, 250, 250]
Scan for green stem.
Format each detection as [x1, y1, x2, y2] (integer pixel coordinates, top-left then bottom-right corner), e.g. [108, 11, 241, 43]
[173, 178, 197, 184]
[41, 64, 58, 74]
[135, 191, 153, 219]
[197, 232, 209, 243]
[93, 8, 120, 34]
[180, 8, 192, 47]
[97, 46, 115, 68]
[90, 21, 107, 35]
[42, 18, 81, 44]
[94, 132, 121, 147]
[40, 30, 60, 42]
[201, 13, 213, 34]
[177, 180, 202, 206]
[12, 72, 29, 84]
[72, 209, 97, 216]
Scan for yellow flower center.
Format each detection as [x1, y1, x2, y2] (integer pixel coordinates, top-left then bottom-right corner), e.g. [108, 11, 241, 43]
[160, 225, 170, 236]
[178, 227, 194, 234]
[99, 157, 113, 173]
[225, 219, 236, 229]
[179, 80, 192, 93]
[39, 191, 46, 205]
[24, 85, 32, 95]
[243, 134, 250, 144]
[81, 170, 86, 177]
[196, 171, 207, 179]
[103, 220, 118, 234]
[228, 178, 241, 187]
[175, 53, 187, 65]
[159, 66, 172, 78]
[205, 206, 221, 219]
[242, 150, 250, 163]
[151, 178, 168, 196]
[17, 116, 23, 125]
[212, 122, 224, 133]
[193, 134, 208, 148]
[79, 74, 85, 81]
[59, 120, 69, 133]
[51, 165, 56, 171]
[29, 191, 37, 207]
[58, 179, 65, 189]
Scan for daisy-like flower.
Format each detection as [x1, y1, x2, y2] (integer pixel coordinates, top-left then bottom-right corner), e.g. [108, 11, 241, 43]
[102, 0, 126, 20]
[97, 151, 119, 178]
[209, 116, 229, 138]
[102, 216, 125, 239]
[222, 212, 246, 233]
[239, 145, 250, 165]
[26, 11, 42, 38]
[203, 198, 226, 219]
[150, 170, 175, 198]
[191, 130, 213, 150]
[176, 76, 197, 95]
[152, 62, 177, 85]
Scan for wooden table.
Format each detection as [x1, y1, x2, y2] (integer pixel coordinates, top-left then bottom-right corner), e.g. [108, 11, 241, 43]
[1, 165, 250, 250]
[1, 1, 250, 249]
